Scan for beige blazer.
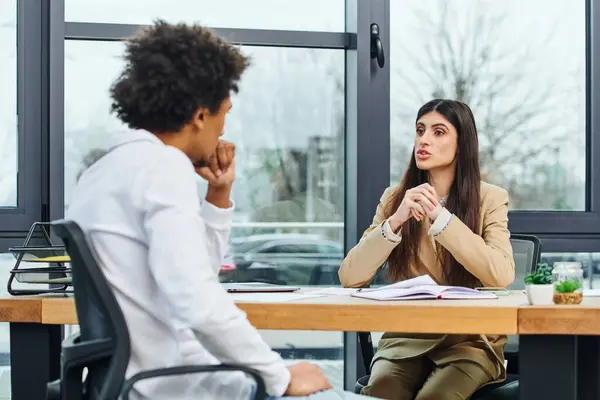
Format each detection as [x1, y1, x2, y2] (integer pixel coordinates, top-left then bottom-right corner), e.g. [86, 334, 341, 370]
[338, 181, 515, 383]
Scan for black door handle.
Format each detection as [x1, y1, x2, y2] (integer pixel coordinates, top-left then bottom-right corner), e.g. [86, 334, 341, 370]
[370, 23, 385, 68]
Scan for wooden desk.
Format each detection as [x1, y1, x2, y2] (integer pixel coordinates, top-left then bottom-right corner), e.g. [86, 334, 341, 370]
[519, 296, 600, 335]
[4, 291, 599, 400]
[517, 297, 600, 400]
[0, 292, 524, 334]
[0, 292, 521, 400]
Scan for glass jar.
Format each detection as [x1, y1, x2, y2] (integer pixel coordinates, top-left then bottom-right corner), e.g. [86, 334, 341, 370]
[552, 262, 584, 305]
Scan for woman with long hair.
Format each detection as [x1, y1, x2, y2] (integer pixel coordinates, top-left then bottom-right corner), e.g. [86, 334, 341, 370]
[339, 99, 514, 399]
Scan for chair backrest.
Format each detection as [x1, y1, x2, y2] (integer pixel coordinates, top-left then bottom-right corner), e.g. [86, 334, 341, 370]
[52, 220, 130, 399]
[508, 234, 541, 290]
[503, 234, 541, 362]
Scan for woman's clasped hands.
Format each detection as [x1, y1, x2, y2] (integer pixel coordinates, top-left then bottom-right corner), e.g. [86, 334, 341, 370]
[388, 183, 443, 231]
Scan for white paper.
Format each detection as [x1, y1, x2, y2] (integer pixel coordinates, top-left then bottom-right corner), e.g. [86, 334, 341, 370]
[352, 275, 497, 301]
[231, 293, 326, 303]
[306, 287, 359, 296]
[361, 275, 437, 292]
[358, 285, 445, 299]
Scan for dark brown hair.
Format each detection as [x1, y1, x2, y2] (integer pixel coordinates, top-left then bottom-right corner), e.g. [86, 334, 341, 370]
[386, 99, 481, 287]
[110, 20, 250, 133]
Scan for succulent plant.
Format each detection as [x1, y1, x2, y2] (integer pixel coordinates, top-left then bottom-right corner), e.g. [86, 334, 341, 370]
[524, 263, 552, 285]
[554, 279, 582, 293]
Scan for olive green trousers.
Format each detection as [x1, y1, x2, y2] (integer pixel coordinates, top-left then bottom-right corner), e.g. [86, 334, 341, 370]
[361, 357, 492, 400]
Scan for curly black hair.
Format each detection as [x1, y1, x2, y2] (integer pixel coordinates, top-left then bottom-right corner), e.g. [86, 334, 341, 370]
[110, 20, 250, 133]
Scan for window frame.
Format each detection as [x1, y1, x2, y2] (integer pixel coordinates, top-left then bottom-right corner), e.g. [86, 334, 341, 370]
[381, 0, 600, 252]
[496, 0, 600, 251]
[0, 0, 44, 251]
[343, 0, 390, 387]
[14, 9, 600, 249]
[64, 22, 353, 48]
[46, 0, 373, 390]
[33, 0, 600, 392]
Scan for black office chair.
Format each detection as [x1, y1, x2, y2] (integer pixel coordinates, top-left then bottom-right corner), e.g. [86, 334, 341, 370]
[46, 220, 266, 400]
[354, 234, 541, 399]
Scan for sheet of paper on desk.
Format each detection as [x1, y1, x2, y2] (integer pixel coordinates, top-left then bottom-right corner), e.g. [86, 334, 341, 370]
[231, 293, 327, 303]
[305, 287, 359, 296]
[352, 275, 497, 300]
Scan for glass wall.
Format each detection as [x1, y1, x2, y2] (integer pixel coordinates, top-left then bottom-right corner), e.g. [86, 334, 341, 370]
[61, 4, 352, 386]
[0, 0, 600, 395]
[0, 0, 17, 208]
[0, 7, 28, 393]
[542, 252, 600, 289]
[64, 41, 345, 287]
[390, 0, 586, 211]
[65, 0, 345, 31]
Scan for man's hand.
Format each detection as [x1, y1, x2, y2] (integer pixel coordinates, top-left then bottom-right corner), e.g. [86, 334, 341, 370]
[197, 140, 236, 209]
[195, 140, 236, 188]
[284, 361, 332, 397]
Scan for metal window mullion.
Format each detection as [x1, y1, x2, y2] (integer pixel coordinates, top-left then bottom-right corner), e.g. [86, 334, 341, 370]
[343, 0, 390, 392]
[64, 22, 355, 49]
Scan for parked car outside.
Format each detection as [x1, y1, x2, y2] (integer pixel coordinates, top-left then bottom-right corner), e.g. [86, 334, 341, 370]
[219, 233, 343, 285]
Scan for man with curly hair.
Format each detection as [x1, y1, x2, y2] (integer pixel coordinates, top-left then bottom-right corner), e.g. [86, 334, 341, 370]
[66, 20, 372, 400]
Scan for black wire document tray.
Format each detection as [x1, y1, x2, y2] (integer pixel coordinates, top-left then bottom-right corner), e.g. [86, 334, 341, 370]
[9, 267, 72, 284]
[7, 222, 73, 296]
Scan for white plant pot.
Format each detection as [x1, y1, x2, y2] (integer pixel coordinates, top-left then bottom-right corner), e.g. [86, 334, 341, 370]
[526, 284, 554, 305]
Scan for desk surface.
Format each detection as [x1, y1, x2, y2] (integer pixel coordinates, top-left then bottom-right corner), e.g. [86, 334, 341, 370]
[0, 292, 525, 335]
[519, 297, 600, 335]
[3, 292, 600, 335]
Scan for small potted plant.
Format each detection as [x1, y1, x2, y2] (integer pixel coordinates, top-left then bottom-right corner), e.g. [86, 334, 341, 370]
[551, 262, 584, 305]
[524, 263, 553, 305]
[553, 279, 583, 304]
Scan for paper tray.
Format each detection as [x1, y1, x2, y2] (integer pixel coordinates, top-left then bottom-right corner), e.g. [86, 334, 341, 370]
[9, 246, 67, 260]
[9, 267, 72, 285]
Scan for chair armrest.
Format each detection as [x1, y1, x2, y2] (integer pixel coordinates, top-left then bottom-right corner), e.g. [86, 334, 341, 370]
[121, 364, 266, 400]
[60, 333, 114, 400]
[62, 333, 114, 367]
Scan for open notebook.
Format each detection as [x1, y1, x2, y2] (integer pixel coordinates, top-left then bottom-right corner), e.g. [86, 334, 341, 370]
[351, 275, 498, 300]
